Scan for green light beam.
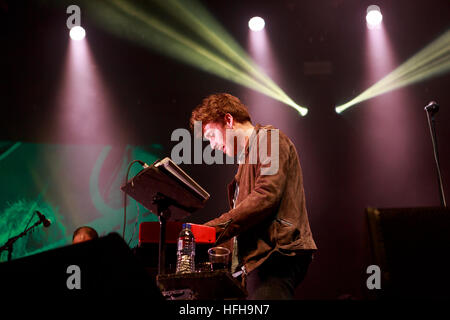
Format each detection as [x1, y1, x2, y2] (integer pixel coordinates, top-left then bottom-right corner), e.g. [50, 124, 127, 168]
[111, 0, 307, 115]
[154, 0, 293, 101]
[336, 29, 450, 114]
[82, 0, 308, 116]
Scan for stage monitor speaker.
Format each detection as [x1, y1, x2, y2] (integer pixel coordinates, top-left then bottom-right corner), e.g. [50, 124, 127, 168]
[0, 232, 164, 299]
[365, 207, 450, 299]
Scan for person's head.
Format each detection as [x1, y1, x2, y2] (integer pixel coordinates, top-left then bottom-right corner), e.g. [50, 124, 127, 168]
[72, 226, 99, 244]
[190, 93, 253, 157]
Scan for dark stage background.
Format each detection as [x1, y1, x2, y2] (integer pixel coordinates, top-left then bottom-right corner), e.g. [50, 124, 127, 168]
[0, 0, 449, 299]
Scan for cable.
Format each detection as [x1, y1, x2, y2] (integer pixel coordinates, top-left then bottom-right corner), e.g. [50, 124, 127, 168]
[214, 219, 233, 246]
[128, 198, 141, 246]
[123, 160, 147, 240]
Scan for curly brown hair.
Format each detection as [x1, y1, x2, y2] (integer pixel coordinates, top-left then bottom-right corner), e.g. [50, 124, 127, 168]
[190, 93, 252, 130]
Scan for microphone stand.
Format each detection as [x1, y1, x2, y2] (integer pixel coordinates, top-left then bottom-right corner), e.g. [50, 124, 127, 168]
[0, 219, 46, 262]
[425, 101, 447, 207]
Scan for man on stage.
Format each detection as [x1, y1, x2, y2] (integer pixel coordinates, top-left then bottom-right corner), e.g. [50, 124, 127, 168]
[190, 93, 317, 299]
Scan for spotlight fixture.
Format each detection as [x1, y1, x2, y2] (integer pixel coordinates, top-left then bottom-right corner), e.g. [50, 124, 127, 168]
[366, 5, 382, 29]
[69, 26, 86, 40]
[248, 17, 265, 32]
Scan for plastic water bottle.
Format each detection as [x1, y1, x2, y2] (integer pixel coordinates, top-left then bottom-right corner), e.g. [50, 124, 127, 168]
[176, 223, 195, 274]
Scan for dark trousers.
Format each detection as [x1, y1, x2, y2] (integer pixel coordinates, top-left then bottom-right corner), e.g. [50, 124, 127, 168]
[245, 252, 313, 300]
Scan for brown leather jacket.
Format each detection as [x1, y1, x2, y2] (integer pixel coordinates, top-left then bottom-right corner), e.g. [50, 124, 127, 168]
[205, 124, 317, 274]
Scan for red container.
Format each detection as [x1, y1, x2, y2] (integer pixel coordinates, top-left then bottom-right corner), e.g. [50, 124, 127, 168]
[139, 222, 216, 245]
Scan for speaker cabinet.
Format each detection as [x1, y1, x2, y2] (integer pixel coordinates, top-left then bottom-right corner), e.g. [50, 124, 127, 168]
[0, 232, 164, 298]
[366, 207, 450, 299]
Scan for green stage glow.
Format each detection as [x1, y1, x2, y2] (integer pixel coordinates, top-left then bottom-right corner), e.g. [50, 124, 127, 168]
[0, 142, 160, 262]
[81, 0, 308, 116]
[336, 29, 450, 114]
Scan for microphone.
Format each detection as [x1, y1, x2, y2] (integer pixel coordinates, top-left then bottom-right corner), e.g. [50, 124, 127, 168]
[425, 101, 439, 115]
[36, 211, 51, 228]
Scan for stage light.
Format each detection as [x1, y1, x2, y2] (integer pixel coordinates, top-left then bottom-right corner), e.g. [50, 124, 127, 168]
[336, 30, 450, 114]
[248, 17, 265, 32]
[69, 26, 86, 40]
[366, 5, 382, 29]
[81, 0, 307, 115]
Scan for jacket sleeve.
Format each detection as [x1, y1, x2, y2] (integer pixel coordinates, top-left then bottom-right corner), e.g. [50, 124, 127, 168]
[205, 131, 291, 243]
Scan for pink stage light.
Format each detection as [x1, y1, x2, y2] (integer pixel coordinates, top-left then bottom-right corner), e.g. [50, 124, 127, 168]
[69, 26, 86, 41]
[247, 19, 290, 125]
[360, 11, 418, 205]
[366, 5, 383, 29]
[248, 17, 265, 32]
[54, 38, 125, 145]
